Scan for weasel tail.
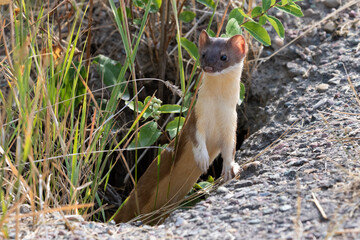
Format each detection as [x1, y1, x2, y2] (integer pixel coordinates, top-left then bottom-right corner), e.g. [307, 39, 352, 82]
[113, 112, 202, 224]
[113, 30, 247, 224]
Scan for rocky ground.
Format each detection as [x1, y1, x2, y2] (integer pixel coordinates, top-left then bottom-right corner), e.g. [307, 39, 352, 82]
[4, 0, 360, 239]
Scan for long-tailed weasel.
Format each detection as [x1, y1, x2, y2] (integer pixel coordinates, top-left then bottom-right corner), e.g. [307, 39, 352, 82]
[113, 30, 247, 224]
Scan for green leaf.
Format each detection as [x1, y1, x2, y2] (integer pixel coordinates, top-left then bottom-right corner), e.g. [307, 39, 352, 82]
[276, 4, 303, 17]
[194, 181, 212, 190]
[207, 29, 216, 37]
[258, 16, 267, 25]
[159, 104, 187, 113]
[92, 55, 129, 100]
[225, 18, 242, 37]
[128, 121, 162, 149]
[150, 0, 162, 13]
[239, 82, 245, 105]
[133, 0, 161, 13]
[281, 0, 288, 5]
[180, 37, 199, 59]
[264, 14, 285, 38]
[179, 11, 196, 23]
[262, 0, 272, 11]
[242, 21, 271, 46]
[127, 96, 162, 119]
[166, 117, 185, 139]
[207, 175, 214, 183]
[237, 8, 251, 19]
[133, 0, 145, 8]
[229, 8, 245, 25]
[196, 0, 215, 10]
[251, 6, 263, 18]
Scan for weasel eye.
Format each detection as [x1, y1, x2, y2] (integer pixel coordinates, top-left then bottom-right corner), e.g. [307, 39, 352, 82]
[220, 55, 227, 61]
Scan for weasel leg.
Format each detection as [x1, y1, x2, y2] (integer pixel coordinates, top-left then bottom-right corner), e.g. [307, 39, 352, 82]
[192, 132, 209, 173]
[221, 141, 240, 182]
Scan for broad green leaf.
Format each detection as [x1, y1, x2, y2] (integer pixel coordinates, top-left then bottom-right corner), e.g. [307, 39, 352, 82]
[281, 0, 289, 5]
[127, 100, 157, 119]
[262, 0, 272, 11]
[229, 8, 245, 25]
[179, 11, 196, 23]
[150, 0, 162, 13]
[265, 14, 285, 38]
[92, 55, 129, 100]
[128, 121, 162, 149]
[259, 16, 267, 25]
[166, 117, 185, 139]
[243, 21, 271, 46]
[133, 0, 161, 13]
[159, 104, 187, 113]
[238, 8, 251, 19]
[238, 82, 245, 105]
[225, 18, 242, 37]
[207, 29, 216, 37]
[133, 0, 145, 8]
[196, 0, 215, 10]
[180, 37, 199, 59]
[251, 6, 263, 18]
[276, 4, 303, 17]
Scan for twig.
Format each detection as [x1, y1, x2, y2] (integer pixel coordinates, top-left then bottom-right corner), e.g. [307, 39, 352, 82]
[311, 192, 328, 220]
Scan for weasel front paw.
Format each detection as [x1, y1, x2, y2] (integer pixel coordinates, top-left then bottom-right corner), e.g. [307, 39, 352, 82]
[193, 144, 210, 173]
[222, 162, 241, 182]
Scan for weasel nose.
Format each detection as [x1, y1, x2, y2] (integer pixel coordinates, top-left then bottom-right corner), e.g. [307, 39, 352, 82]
[204, 66, 214, 72]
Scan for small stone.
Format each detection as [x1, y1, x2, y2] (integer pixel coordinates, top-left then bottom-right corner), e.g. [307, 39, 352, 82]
[349, 10, 357, 18]
[273, 36, 284, 49]
[65, 215, 84, 222]
[316, 83, 329, 93]
[259, 192, 271, 197]
[230, 217, 243, 222]
[263, 208, 274, 215]
[279, 204, 292, 212]
[304, 8, 315, 17]
[234, 180, 253, 188]
[270, 155, 282, 161]
[344, 126, 352, 135]
[268, 173, 281, 181]
[328, 77, 341, 85]
[248, 218, 262, 224]
[323, 0, 341, 8]
[284, 170, 296, 180]
[286, 158, 308, 167]
[309, 142, 319, 148]
[278, 196, 288, 203]
[217, 186, 229, 194]
[313, 98, 328, 109]
[175, 217, 187, 227]
[287, 62, 307, 76]
[20, 204, 31, 214]
[323, 22, 336, 32]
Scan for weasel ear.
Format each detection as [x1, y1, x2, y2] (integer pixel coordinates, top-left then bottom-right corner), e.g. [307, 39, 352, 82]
[227, 35, 247, 55]
[199, 30, 210, 49]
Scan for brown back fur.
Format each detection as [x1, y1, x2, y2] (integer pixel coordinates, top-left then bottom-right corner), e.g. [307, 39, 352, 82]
[113, 111, 203, 224]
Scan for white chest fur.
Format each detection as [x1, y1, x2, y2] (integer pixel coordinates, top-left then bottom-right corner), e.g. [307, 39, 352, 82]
[192, 62, 243, 180]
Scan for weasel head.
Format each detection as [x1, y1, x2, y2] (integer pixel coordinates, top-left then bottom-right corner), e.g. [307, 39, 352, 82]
[198, 30, 247, 76]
